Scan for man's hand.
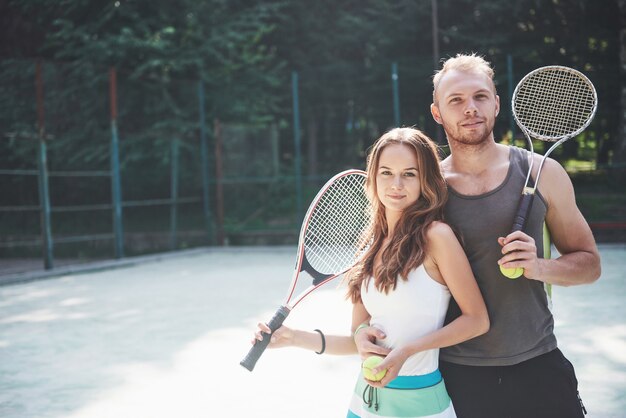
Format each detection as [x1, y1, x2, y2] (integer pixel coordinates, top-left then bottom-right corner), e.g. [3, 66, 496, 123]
[354, 326, 391, 360]
[497, 231, 543, 280]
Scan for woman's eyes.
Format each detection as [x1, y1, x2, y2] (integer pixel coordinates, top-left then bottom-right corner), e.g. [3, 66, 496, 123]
[379, 171, 416, 177]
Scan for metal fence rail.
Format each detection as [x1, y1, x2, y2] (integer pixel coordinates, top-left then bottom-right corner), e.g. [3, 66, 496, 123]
[2, 58, 624, 276]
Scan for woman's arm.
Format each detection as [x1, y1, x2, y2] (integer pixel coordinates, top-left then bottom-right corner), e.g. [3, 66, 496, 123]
[420, 221, 490, 346]
[252, 301, 371, 355]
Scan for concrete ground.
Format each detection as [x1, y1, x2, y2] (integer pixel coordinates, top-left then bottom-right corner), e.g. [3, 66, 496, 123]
[0, 244, 624, 418]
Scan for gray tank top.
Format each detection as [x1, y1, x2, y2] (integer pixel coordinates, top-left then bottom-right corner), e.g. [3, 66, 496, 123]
[440, 146, 557, 366]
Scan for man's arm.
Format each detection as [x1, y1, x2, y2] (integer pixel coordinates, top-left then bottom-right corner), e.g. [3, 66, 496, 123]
[540, 158, 601, 285]
[351, 302, 391, 360]
[498, 158, 601, 286]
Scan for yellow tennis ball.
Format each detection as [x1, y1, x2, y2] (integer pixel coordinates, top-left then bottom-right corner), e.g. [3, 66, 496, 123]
[500, 265, 524, 279]
[362, 355, 387, 382]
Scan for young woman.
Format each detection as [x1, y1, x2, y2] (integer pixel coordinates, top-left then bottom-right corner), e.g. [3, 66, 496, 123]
[253, 127, 489, 418]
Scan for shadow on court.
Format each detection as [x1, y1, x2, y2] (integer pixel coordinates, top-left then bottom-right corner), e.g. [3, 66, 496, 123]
[0, 244, 624, 418]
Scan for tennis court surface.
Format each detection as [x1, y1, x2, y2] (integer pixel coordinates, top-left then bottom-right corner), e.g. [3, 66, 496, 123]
[1, 244, 624, 418]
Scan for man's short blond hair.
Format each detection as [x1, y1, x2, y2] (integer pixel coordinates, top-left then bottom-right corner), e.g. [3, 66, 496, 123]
[432, 53, 495, 102]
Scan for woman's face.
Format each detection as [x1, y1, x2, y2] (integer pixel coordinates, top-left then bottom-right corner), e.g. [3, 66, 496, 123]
[375, 143, 421, 217]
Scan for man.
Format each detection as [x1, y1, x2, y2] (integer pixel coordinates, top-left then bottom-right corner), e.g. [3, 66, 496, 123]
[355, 53, 601, 418]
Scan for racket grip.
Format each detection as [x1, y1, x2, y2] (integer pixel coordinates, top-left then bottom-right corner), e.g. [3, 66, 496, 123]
[240, 305, 291, 372]
[510, 192, 535, 233]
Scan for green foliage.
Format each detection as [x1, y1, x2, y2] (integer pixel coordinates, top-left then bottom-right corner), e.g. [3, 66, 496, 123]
[2, 0, 622, 169]
[0, 0, 624, 256]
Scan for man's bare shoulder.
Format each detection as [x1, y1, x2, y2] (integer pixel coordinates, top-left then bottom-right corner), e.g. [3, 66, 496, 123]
[536, 156, 575, 206]
[440, 155, 454, 178]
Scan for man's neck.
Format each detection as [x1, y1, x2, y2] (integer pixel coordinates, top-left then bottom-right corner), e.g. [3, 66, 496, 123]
[442, 140, 511, 195]
[444, 138, 503, 175]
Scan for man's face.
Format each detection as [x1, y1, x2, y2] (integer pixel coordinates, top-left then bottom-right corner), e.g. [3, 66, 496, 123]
[431, 69, 500, 146]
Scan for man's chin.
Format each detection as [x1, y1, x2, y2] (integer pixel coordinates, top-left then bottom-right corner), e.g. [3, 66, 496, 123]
[451, 134, 490, 146]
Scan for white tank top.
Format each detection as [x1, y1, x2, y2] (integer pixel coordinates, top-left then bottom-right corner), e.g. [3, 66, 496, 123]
[361, 264, 451, 376]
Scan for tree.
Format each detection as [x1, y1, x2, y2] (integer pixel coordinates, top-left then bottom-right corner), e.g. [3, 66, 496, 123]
[436, 0, 621, 168]
[0, 0, 285, 165]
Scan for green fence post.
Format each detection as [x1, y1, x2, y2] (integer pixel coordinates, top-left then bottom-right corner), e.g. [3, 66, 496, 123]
[169, 137, 180, 250]
[213, 119, 225, 246]
[270, 122, 280, 177]
[292, 71, 303, 221]
[198, 80, 214, 245]
[36, 140, 53, 269]
[109, 67, 124, 259]
[507, 54, 515, 142]
[35, 60, 53, 269]
[391, 62, 401, 127]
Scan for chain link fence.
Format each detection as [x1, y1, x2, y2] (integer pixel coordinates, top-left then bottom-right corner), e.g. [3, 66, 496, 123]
[1, 58, 624, 277]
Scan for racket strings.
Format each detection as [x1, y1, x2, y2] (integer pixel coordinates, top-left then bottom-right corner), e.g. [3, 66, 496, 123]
[304, 174, 372, 275]
[306, 185, 371, 272]
[514, 67, 596, 141]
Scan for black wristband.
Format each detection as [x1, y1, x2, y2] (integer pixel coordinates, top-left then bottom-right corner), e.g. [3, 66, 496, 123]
[313, 329, 325, 355]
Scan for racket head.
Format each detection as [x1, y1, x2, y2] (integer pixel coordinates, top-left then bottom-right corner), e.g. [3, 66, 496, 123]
[512, 66, 597, 142]
[241, 170, 372, 371]
[287, 169, 372, 306]
[302, 170, 372, 277]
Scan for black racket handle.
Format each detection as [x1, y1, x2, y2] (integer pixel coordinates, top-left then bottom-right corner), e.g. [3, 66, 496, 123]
[510, 192, 535, 233]
[240, 305, 291, 372]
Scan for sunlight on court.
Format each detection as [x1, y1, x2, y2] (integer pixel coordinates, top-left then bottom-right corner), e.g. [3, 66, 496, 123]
[0, 244, 624, 418]
[58, 291, 359, 418]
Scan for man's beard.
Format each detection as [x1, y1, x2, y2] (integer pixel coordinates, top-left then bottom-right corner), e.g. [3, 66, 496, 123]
[442, 118, 494, 146]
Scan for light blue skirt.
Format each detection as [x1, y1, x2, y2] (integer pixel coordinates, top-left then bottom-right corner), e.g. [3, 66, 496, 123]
[346, 370, 456, 418]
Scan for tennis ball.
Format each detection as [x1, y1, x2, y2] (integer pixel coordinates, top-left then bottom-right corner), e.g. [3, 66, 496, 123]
[500, 265, 524, 279]
[362, 355, 387, 382]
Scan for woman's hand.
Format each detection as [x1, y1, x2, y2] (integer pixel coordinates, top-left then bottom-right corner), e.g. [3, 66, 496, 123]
[252, 323, 294, 348]
[364, 346, 410, 388]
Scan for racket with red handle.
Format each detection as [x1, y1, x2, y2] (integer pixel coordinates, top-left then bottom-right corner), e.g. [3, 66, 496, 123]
[240, 169, 372, 371]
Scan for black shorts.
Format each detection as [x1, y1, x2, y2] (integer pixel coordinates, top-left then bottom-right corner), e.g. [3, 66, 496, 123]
[440, 348, 586, 418]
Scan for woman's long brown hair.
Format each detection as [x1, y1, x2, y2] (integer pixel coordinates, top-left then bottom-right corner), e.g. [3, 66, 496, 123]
[346, 128, 448, 303]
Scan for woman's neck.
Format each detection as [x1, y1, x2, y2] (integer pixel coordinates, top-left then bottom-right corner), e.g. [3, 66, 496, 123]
[385, 211, 400, 237]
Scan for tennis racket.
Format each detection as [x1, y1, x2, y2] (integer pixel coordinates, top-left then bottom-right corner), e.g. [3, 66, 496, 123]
[240, 169, 372, 371]
[500, 65, 597, 279]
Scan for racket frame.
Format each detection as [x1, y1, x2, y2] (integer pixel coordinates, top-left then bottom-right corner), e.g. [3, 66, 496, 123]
[240, 169, 370, 371]
[504, 65, 597, 270]
[513, 65, 598, 195]
[287, 169, 369, 307]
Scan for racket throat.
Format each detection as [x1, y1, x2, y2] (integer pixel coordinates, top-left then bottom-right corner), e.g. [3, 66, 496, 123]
[301, 255, 329, 286]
